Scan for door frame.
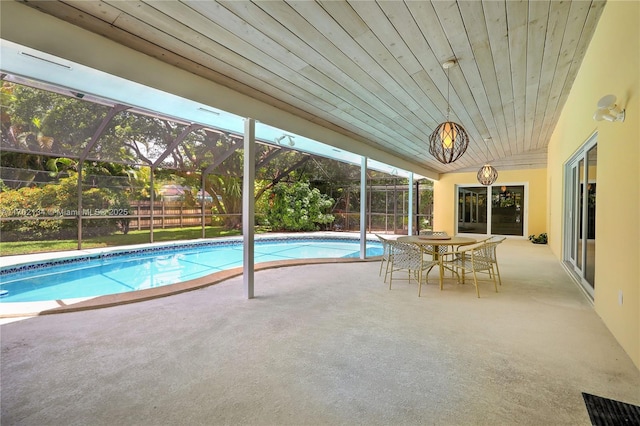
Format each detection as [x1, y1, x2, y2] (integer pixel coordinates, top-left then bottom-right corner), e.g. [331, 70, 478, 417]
[563, 132, 597, 299]
[455, 182, 529, 237]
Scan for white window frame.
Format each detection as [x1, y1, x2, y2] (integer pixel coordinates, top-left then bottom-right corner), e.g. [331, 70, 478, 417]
[454, 182, 529, 237]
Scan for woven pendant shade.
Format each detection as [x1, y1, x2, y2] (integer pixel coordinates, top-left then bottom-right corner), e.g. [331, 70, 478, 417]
[429, 121, 469, 164]
[429, 59, 469, 164]
[477, 164, 498, 185]
[477, 137, 498, 185]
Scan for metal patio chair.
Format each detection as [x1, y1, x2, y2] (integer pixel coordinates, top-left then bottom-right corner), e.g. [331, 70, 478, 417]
[375, 234, 392, 283]
[387, 239, 439, 297]
[441, 240, 500, 298]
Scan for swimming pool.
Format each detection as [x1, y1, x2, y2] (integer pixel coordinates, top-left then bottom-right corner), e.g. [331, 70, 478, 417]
[0, 236, 382, 303]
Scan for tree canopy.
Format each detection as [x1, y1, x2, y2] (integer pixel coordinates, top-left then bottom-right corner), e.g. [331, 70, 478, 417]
[1, 80, 352, 230]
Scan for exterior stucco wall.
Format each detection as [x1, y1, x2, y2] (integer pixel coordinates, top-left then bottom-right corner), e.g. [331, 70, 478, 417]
[546, 0, 639, 369]
[433, 168, 547, 237]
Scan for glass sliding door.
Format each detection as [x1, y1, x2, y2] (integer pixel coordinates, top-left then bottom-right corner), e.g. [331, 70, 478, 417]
[577, 158, 585, 271]
[457, 187, 488, 234]
[457, 184, 525, 236]
[585, 145, 597, 286]
[564, 135, 597, 297]
[491, 186, 524, 235]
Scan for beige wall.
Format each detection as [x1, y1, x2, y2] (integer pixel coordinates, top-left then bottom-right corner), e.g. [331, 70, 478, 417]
[546, 0, 639, 368]
[433, 169, 547, 237]
[436, 1, 640, 370]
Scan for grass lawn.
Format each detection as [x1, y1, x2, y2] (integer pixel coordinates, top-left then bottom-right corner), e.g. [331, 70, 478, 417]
[0, 226, 245, 257]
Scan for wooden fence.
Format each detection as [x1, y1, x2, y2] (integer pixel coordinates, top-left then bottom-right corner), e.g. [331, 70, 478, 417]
[128, 201, 217, 229]
[128, 203, 432, 233]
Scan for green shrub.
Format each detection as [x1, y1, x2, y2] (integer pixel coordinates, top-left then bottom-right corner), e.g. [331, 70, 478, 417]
[266, 181, 334, 232]
[528, 233, 547, 244]
[0, 175, 130, 241]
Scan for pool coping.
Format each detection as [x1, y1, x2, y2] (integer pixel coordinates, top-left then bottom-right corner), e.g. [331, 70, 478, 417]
[0, 232, 383, 318]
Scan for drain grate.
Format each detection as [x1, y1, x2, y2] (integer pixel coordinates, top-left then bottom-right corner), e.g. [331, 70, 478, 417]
[582, 392, 640, 426]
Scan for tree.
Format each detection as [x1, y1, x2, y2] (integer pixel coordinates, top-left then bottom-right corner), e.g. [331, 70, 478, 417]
[266, 181, 334, 231]
[0, 80, 345, 232]
[3, 83, 112, 157]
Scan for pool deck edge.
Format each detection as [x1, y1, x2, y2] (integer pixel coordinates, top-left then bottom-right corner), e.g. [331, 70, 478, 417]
[0, 256, 380, 318]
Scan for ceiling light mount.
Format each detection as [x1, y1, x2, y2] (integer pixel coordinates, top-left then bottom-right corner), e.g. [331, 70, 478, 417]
[593, 94, 625, 122]
[428, 58, 469, 164]
[442, 59, 457, 69]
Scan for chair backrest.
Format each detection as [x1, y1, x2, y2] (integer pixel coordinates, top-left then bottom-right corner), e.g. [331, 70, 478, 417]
[477, 240, 500, 263]
[462, 241, 496, 271]
[475, 236, 493, 244]
[375, 234, 392, 259]
[431, 231, 449, 254]
[486, 236, 506, 244]
[387, 240, 423, 269]
[484, 237, 505, 262]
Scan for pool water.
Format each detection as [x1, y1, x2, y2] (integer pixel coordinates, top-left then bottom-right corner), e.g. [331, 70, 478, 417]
[0, 238, 382, 303]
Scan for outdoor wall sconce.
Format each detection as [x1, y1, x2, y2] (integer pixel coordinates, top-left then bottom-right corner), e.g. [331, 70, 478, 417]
[428, 59, 469, 164]
[593, 94, 625, 122]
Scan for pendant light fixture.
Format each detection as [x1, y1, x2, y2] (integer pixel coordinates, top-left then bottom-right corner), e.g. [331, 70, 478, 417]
[429, 59, 469, 164]
[477, 138, 498, 185]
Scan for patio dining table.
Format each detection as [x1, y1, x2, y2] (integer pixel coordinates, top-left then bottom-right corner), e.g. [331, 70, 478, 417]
[397, 235, 477, 289]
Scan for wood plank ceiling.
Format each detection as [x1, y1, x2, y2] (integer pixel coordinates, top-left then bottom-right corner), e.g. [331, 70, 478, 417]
[18, 0, 605, 175]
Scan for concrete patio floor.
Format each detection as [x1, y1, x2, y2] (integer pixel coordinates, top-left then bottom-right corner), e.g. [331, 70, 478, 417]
[1, 238, 639, 425]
